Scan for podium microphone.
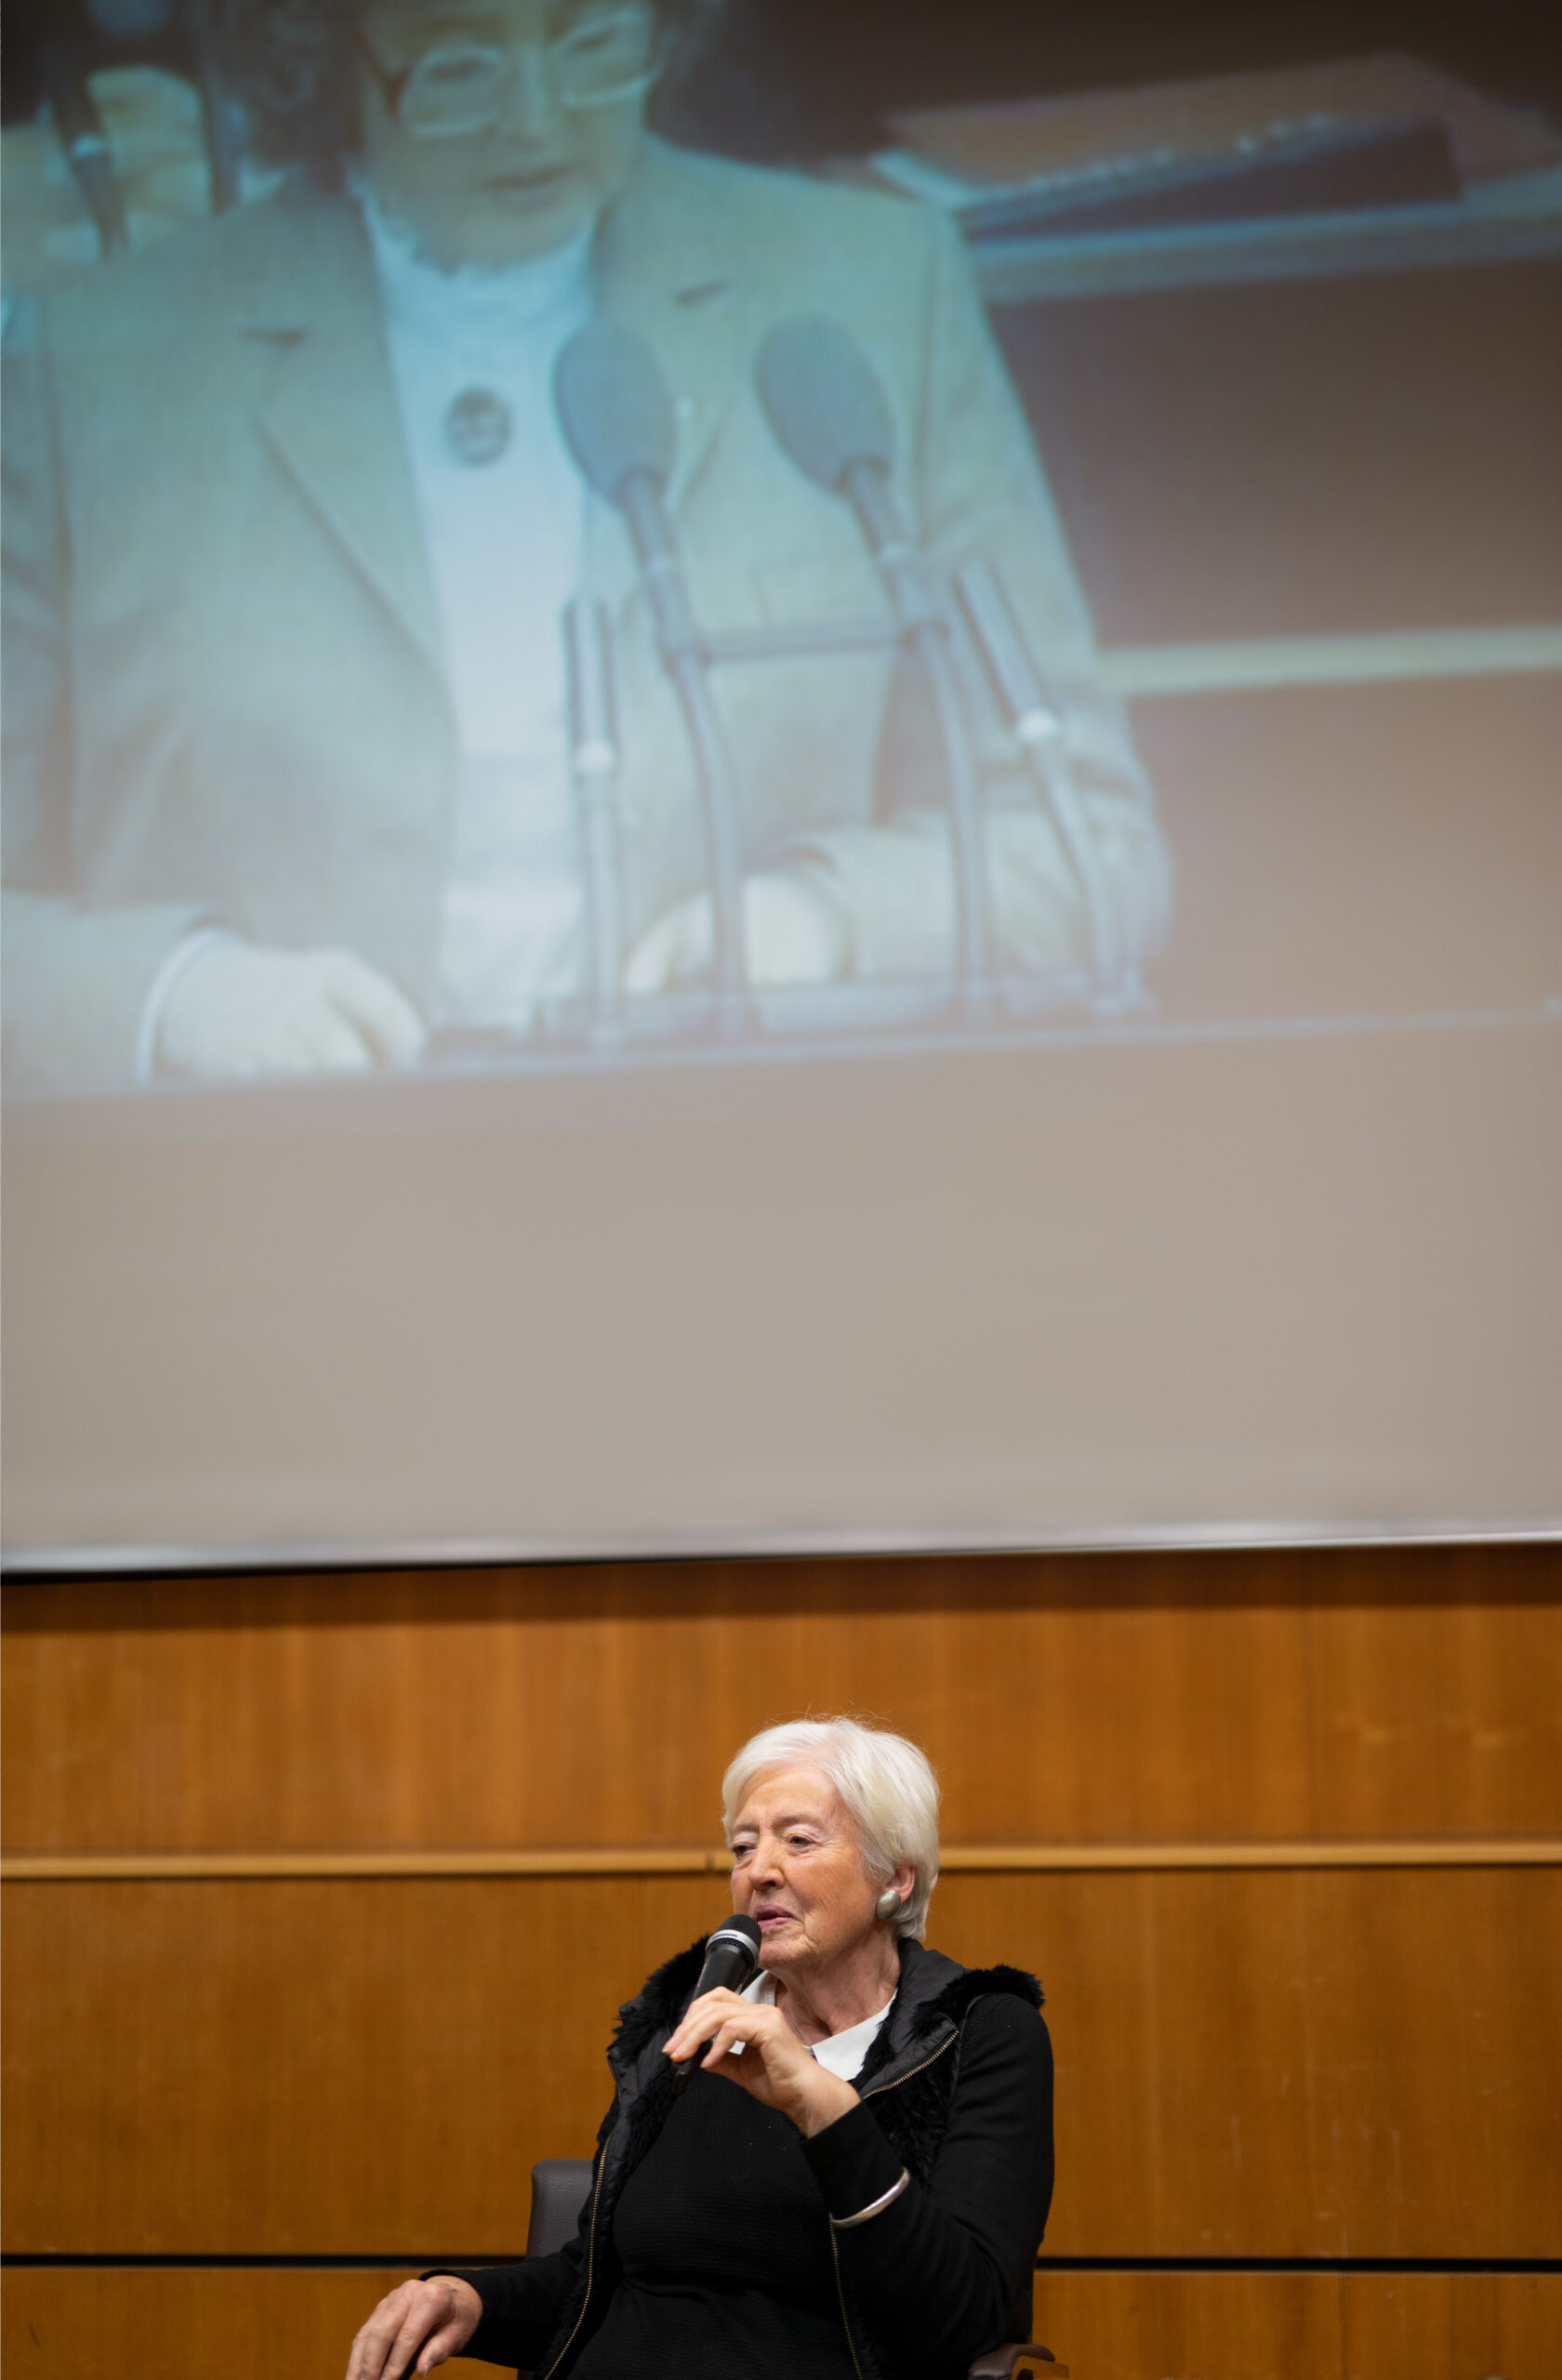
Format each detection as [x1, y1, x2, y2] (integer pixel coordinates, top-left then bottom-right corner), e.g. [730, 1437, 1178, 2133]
[672, 1916, 763, 2090]
[756, 320, 996, 1016]
[555, 322, 753, 1039]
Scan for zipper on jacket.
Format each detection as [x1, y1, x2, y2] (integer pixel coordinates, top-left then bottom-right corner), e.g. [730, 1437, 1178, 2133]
[860, 2026, 958, 2107]
[536, 2126, 610, 2380]
[830, 2027, 959, 2377]
[827, 2220, 868, 2380]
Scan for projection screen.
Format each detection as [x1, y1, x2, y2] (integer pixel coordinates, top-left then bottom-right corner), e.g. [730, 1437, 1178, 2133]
[3, 9, 1559, 1568]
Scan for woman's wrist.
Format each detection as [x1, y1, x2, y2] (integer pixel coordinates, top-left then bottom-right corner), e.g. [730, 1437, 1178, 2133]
[798, 2072, 862, 2137]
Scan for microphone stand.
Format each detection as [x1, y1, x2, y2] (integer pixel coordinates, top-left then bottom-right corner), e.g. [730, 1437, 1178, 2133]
[184, 0, 242, 214]
[954, 561, 1134, 1005]
[616, 475, 755, 1043]
[564, 597, 628, 1051]
[837, 464, 999, 1031]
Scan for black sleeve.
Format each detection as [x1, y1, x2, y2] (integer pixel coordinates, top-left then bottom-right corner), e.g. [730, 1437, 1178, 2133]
[801, 1996, 1054, 2378]
[422, 2156, 596, 2372]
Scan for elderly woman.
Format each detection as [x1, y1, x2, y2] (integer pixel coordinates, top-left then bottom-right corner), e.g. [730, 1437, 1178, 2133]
[2, 0, 1171, 1091]
[348, 1716, 1053, 2379]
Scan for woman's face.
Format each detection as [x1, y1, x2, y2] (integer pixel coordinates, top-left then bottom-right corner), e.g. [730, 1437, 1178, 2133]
[358, 0, 653, 269]
[729, 1764, 907, 1978]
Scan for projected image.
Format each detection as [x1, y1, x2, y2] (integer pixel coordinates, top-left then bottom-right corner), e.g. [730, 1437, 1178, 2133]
[3, 2, 1558, 1098]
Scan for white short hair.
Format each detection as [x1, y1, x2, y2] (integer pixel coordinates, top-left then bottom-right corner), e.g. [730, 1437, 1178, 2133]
[721, 1716, 941, 1940]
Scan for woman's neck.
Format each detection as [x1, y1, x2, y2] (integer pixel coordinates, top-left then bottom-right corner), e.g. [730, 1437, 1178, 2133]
[774, 1933, 902, 2046]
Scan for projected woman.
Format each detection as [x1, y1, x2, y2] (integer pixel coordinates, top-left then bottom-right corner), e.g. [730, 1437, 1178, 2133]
[1, 0, 1172, 1091]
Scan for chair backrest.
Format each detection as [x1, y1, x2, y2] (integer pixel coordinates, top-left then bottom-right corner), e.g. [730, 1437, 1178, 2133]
[525, 2157, 594, 2259]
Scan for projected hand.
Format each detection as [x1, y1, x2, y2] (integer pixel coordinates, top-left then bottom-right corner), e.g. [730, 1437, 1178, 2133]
[625, 870, 849, 994]
[346, 2275, 482, 2379]
[664, 1985, 861, 2138]
[156, 941, 427, 1079]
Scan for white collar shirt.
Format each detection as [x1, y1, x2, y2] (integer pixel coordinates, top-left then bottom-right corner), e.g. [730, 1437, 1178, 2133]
[740, 1971, 897, 2082]
[363, 192, 595, 1033]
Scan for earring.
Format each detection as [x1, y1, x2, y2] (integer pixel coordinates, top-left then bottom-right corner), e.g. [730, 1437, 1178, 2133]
[875, 1887, 902, 1921]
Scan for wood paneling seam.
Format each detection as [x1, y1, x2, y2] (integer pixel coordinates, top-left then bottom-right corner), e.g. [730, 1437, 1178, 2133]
[4, 1839, 1558, 1882]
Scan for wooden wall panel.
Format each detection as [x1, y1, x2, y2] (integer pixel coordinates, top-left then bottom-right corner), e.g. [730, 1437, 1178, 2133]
[7, 1869, 1559, 2260]
[943, 1868, 1562, 2261]
[6, 1542, 1557, 2371]
[5, 1543, 1558, 1855]
[1336, 2271, 1562, 2379]
[2, 1874, 717, 2256]
[6, 2268, 1559, 2380]
[1032, 2271, 1562, 2380]
[1306, 1587, 1562, 1836]
[0, 2269, 488, 2380]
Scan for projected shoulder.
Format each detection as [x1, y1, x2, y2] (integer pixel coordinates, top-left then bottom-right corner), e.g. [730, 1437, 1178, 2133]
[31, 188, 366, 480]
[36, 187, 353, 369]
[641, 139, 939, 314]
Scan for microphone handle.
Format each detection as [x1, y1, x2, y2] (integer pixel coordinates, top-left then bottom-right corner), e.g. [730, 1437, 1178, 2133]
[618, 474, 754, 1041]
[672, 1937, 761, 2090]
[842, 463, 997, 1022]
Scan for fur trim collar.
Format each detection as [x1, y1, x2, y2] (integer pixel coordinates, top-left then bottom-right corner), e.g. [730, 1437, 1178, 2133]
[609, 1932, 1042, 2074]
[911, 1959, 1043, 2028]
[611, 1933, 709, 2069]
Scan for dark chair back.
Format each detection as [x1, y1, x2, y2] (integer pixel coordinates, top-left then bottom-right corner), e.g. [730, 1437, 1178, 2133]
[525, 2157, 593, 2259]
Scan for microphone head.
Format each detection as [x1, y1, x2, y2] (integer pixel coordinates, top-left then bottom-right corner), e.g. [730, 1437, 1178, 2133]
[708, 1915, 762, 1959]
[756, 317, 896, 494]
[697, 1914, 762, 1995]
[554, 321, 678, 507]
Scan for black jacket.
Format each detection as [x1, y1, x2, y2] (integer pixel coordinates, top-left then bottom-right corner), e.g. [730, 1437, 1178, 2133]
[446, 1934, 1053, 2380]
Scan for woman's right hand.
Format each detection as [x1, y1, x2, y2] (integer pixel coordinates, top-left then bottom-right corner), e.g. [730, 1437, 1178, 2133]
[346, 2274, 482, 2380]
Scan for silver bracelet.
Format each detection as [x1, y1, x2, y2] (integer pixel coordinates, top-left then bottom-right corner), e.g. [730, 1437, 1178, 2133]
[829, 2166, 911, 2229]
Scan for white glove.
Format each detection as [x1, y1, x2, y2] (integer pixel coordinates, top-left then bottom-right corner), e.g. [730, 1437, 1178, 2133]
[155, 940, 427, 1080]
[625, 870, 849, 995]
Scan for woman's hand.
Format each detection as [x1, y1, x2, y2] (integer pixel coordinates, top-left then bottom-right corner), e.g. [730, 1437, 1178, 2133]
[157, 939, 427, 1078]
[625, 871, 850, 994]
[664, 1987, 862, 2137]
[345, 2274, 482, 2380]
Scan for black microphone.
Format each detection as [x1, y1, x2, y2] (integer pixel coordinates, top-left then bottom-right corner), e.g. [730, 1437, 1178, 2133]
[555, 321, 707, 681]
[42, 44, 130, 259]
[757, 319, 996, 1013]
[555, 322, 753, 1038]
[672, 1915, 762, 2089]
[755, 318, 931, 622]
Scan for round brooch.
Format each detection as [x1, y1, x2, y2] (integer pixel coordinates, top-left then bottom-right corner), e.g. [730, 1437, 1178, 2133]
[444, 387, 513, 467]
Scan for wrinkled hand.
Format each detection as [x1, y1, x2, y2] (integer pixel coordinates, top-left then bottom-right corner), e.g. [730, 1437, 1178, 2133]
[346, 2274, 481, 2380]
[664, 1986, 861, 2137]
[157, 942, 427, 1080]
[625, 870, 849, 995]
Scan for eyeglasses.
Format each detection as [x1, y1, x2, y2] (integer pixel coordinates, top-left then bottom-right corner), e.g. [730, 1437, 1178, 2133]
[361, 6, 664, 138]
